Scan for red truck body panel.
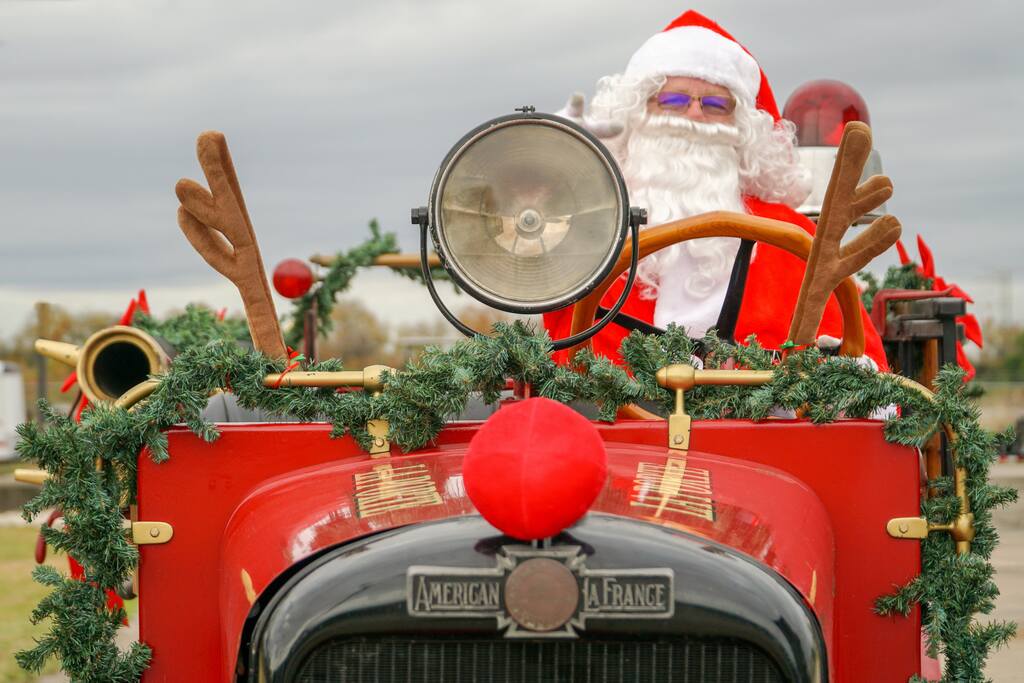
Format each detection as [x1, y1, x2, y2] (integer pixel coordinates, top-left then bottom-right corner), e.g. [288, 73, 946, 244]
[137, 418, 921, 682]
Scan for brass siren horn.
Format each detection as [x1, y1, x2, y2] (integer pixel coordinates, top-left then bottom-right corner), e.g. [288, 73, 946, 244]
[35, 326, 171, 404]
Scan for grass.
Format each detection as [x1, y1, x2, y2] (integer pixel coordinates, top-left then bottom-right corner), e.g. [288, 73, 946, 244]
[0, 526, 61, 682]
[0, 525, 137, 683]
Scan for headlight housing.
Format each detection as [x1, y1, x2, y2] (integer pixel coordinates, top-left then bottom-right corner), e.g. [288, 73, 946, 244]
[414, 109, 643, 350]
[429, 113, 628, 314]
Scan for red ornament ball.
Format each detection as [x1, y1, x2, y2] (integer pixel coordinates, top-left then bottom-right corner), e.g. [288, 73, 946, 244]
[272, 258, 314, 299]
[463, 397, 607, 540]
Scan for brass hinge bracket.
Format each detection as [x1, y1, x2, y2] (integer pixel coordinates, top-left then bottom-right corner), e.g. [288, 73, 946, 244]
[656, 363, 774, 451]
[668, 389, 691, 451]
[367, 418, 390, 457]
[886, 513, 975, 554]
[887, 466, 974, 555]
[130, 521, 174, 545]
[264, 364, 393, 457]
[364, 365, 391, 457]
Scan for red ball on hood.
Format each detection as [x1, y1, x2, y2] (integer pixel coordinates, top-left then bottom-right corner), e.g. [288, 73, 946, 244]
[463, 397, 607, 540]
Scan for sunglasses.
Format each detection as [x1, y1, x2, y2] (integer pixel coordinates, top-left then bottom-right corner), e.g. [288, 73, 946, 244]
[654, 91, 736, 116]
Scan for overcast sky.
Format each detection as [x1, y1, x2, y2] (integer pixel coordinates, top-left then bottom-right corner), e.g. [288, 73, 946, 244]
[1, 0, 1022, 338]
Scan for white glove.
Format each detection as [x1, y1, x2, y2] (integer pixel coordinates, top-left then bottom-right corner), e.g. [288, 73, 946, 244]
[816, 335, 842, 355]
[556, 92, 624, 139]
[816, 335, 878, 371]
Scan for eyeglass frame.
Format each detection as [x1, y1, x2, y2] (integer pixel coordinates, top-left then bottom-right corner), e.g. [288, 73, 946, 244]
[650, 90, 737, 116]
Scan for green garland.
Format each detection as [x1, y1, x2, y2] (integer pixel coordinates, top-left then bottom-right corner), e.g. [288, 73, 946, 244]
[281, 219, 451, 349]
[17, 321, 1017, 681]
[861, 263, 934, 311]
[133, 304, 251, 349]
[282, 219, 398, 348]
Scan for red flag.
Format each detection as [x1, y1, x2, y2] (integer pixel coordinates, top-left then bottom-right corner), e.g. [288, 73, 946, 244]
[60, 372, 78, 393]
[960, 313, 983, 348]
[916, 235, 936, 278]
[117, 298, 138, 326]
[895, 239, 911, 265]
[137, 290, 150, 315]
[956, 344, 976, 382]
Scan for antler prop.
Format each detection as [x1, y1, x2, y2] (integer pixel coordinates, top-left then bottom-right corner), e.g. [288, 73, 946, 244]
[176, 131, 288, 359]
[787, 121, 902, 347]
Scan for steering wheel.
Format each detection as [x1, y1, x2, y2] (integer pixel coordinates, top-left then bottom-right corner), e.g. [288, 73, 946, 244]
[566, 211, 867, 419]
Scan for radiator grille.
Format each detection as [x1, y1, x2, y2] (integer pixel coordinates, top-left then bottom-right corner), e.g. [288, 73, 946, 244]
[295, 637, 783, 682]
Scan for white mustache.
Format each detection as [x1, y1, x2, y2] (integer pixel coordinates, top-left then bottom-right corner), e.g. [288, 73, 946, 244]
[639, 113, 743, 146]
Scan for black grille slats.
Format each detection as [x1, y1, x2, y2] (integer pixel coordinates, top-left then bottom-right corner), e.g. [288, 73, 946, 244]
[296, 637, 783, 683]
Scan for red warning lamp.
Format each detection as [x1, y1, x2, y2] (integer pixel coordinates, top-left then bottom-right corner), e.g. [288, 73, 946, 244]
[785, 79, 884, 222]
[783, 80, 871, 147]
[272, 258, 314, 299]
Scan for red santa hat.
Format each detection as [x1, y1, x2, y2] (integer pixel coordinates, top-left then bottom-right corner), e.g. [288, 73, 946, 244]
[624, 10, 781, 121]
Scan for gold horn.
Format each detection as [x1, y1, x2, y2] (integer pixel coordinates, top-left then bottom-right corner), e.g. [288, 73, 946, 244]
[35, 325, 170, 404]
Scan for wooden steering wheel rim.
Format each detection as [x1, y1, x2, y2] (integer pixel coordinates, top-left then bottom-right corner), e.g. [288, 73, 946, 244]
[566, 211, 866, 420]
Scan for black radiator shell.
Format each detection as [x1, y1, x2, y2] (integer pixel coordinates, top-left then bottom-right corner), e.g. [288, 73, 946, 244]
[248, 514, 826, 682]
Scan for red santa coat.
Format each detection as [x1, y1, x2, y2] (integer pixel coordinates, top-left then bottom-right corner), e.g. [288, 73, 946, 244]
[544, 197, 888, 369]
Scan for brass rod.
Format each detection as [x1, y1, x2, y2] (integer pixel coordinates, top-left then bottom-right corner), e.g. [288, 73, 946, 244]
[113, 367, 393, 410]
[696, 369, 775, 386]
[309, 253, 440, 269]
[14, 468, 48, 486]
[263, 371, 367, 388]
[656, 364, 775, 391]
[34, 339, 80, 367]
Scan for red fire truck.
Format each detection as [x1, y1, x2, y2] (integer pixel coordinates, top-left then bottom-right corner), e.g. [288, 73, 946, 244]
[21, 81, 987, 682]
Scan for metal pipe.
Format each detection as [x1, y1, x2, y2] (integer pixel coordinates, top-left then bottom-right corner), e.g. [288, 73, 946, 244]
[309, 253, 441, 269]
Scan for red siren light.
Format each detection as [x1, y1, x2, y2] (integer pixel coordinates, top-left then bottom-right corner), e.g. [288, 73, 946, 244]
[272, 258, 314, 299]
[463, 397, 607, 540]
[783, 80, 871, 147]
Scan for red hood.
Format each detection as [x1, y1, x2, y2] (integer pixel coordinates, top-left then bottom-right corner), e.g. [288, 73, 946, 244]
[137, 418, 920, 682]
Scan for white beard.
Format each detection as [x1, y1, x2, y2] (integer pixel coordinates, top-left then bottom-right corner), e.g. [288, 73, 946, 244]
[619, 114, 749, 338]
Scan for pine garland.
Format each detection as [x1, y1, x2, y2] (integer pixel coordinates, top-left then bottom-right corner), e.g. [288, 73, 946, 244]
[282, 219, 398, 348]
[133, 304, 251, 349]
[17, 322, 1016, 682]
[861, 263, 934, 311]
[280, 219, 451, 349]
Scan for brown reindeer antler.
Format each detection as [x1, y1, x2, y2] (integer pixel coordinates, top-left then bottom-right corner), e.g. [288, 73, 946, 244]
[176, 131, 288, 359]
[787, 121, 902, 348]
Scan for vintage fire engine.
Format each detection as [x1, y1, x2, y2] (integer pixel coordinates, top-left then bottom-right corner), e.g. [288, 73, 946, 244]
[20, 81, 978, 682]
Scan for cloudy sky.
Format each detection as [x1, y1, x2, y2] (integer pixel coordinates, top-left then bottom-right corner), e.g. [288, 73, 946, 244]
[1, 0, 1022, 338]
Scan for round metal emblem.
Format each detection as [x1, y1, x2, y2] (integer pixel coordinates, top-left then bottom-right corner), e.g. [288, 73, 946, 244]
[503, 558, 579, 632]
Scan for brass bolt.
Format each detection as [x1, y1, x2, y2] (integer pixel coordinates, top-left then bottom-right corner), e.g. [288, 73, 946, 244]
[149, 527, 160, 538]
[673, 435, 684, 445]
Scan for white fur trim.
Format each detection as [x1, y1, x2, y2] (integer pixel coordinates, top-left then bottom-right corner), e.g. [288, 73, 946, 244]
[625, 27, 760, 106]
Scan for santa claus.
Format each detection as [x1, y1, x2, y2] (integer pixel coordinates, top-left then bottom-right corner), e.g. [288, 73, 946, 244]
[543, 10, 887, 368]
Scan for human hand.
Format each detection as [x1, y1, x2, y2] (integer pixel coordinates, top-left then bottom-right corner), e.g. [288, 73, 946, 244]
[556, 92, 624, 139]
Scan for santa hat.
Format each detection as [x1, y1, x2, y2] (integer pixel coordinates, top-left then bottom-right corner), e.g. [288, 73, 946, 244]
[625, 10, 781, 121]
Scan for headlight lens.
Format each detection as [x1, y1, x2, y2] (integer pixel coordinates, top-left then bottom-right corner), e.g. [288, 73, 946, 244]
[432, 116, 627, 313]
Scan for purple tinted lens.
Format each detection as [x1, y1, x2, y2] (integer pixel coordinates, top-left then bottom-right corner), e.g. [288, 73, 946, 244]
[657, 92, 693, 109]
[701, 96, 732, 113]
